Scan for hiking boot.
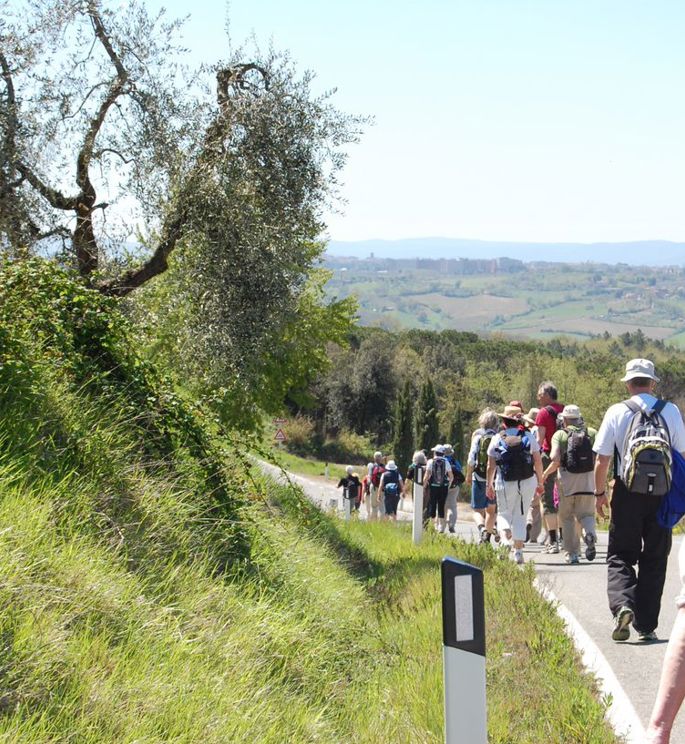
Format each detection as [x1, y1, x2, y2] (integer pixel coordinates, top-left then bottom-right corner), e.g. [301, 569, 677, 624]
[448, 525, 455, 534]
[494, 532, 501, 543]
[637, 630, 658, 643]
[612, 607, 634, 642]
[584, 533, 597, 562]
[513, 549, 524, 565]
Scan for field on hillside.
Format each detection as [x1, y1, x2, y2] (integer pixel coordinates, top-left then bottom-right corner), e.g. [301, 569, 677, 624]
[324, 257, 685, 344]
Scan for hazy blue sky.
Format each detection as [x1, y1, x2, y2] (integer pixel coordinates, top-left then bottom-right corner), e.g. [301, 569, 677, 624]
[149, 0, 685, 244]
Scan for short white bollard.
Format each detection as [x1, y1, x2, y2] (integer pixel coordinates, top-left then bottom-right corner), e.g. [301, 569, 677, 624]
[344, 487, 351, 521]
[412, 466, 425, 545]
[442, 557, 487, 744]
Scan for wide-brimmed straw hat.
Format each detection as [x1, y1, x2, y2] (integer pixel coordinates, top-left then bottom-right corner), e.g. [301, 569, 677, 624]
[522, 407, 540, 427]
[497, 404, 523, 423]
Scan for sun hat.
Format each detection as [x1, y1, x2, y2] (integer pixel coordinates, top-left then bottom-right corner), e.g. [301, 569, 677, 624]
[522, 407, 540, 426]
[497, 404, 523, 422]
[431, 444, 446, 455]
[561, 404, 582, 420]
[621, 358, 660, 383]
[386, 460, 398, 471]
[442, 443, 454, 455]
[508, 400, 524, 410]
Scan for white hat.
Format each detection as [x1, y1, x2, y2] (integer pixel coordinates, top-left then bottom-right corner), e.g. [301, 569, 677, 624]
[386, 460, 398, 470]
[621, 358, 660, 383]
[561, 404, 582, 419]
[432, 444, 445, 455]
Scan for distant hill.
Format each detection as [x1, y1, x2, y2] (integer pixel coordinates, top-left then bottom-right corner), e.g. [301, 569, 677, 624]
[326, 238, 685, 266]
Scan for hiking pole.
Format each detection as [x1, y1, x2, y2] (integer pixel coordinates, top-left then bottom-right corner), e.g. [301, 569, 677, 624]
[413, 466, 425, 545]
[442, 557, 487, 744]
[344, 486, 351, 521]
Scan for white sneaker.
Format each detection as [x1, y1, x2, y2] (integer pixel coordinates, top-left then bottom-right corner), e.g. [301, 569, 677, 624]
[514, 549, 524, 565]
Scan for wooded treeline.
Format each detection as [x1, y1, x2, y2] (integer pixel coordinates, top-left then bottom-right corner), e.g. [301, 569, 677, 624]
[284, 326, 685, 466]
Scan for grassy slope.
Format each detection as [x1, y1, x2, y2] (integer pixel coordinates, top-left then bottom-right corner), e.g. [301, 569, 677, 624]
[0, 261, 619, 742]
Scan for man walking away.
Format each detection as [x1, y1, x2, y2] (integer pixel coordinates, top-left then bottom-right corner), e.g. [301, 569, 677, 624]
[534, 382, 564, 553]
[466, 409, 499, 544]
[337, 466, 362, 515]
[426, 444, 454, 533]
[594, 358, 685, 642]
[542, 405, 597, 565]
[443, 443, 464, 533]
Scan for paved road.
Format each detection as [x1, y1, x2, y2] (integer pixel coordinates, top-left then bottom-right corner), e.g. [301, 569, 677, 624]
[262, 463, 684, 743]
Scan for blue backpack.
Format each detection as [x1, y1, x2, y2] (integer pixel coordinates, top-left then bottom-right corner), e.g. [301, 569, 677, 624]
[657, 449, 685, 528]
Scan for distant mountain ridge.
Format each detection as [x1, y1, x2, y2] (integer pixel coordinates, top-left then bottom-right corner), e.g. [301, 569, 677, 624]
[326, 238, 685, 266]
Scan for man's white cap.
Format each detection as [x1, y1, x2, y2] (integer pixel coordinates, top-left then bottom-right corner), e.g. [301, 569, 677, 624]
[432, 444, 445, 455]
[621, 358, 660, 383]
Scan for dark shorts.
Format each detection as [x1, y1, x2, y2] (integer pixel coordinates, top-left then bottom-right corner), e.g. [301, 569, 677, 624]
[541, 453, 558, 514]
[471, 479, 494, 510]
[384, 491, 401, 515]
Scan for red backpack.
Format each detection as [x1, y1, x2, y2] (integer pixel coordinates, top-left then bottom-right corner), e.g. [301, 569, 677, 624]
[371, 464, 385, 487]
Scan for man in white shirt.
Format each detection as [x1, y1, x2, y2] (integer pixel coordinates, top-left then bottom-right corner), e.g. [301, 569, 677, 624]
[594, 358, 685, 643]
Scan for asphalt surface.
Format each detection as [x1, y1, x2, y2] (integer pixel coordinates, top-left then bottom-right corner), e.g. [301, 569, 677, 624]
[261, 463, 685, 743]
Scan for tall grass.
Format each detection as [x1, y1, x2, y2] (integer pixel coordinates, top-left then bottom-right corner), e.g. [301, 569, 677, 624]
[0, 261, 619, 742]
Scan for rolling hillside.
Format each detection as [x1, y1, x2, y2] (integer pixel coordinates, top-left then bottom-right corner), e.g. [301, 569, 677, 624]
[324, 255, 685, 344]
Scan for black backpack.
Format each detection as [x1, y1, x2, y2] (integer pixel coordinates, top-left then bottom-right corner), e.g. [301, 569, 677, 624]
[563, 428, 595, 473]
[497, 431, 534, 482]
[431, 456, 447, 487]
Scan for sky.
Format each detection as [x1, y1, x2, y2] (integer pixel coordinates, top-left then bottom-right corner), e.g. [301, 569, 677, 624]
[151, 1, 685, 245]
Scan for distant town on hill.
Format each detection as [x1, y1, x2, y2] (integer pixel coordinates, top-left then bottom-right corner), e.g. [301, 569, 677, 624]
[322, 251, 685, 346]
[325, 238, 685, 267]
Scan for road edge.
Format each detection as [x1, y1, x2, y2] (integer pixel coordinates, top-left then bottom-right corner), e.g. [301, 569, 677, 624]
[534, 579, 646, 743]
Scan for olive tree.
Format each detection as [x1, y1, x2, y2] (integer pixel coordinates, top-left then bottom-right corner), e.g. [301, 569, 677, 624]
[1, 0, 363, 428]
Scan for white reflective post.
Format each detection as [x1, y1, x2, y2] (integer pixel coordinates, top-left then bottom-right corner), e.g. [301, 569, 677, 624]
[412, 465, 425, 545]
[442, 557, 487, 744]
[344, 486, 351, 521]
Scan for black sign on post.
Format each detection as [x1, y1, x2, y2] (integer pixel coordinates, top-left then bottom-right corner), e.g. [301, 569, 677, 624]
[441, 557, 486, 657]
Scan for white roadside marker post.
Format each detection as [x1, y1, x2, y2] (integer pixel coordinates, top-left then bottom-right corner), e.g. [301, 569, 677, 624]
[442, 557, 487, 744]
[412, 465, 425, 545]
[344, 486, 351, 521]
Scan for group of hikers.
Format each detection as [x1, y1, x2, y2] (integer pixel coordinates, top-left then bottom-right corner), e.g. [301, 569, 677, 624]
[333, 357, 685, 742]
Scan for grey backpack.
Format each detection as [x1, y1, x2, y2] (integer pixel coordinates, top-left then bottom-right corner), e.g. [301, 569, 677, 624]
[621, 399, 672, 496]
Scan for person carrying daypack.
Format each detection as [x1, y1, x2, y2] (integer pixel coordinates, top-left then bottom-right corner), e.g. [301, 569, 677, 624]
[426, 444, 454, 533]
[379, 460, 404, 521]
[443, 443, 464, 534]
[594, 359, 685, 644]
[486, 405, 544, 565]
[337, 466, 362, 514]
[466, 409, 499, 544]
[542, 405, 597, 565]
[534, 382, 564, 553]
[366, 451, 385, 521]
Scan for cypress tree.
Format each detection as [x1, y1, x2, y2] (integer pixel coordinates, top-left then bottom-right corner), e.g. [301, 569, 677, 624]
[448, 407, 465, 462]
[416, 378, 440, 453]
[392, 380, 414, 473]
